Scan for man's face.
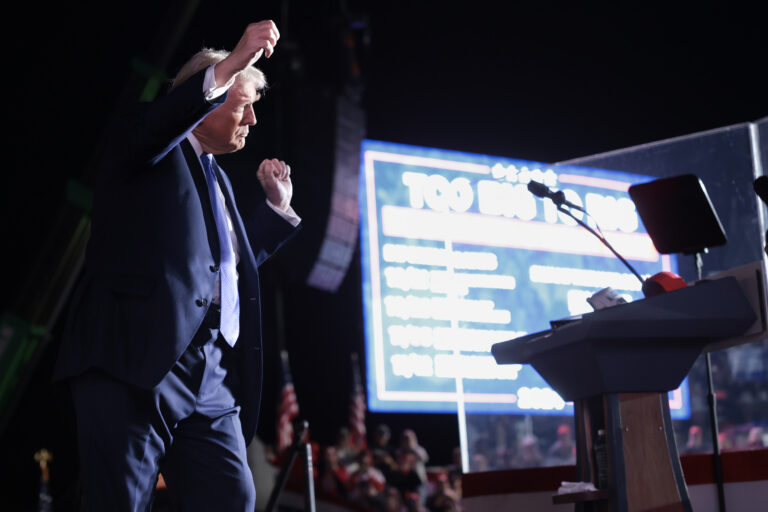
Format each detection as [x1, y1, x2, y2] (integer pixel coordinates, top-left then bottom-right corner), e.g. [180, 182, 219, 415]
[193, 78, 259, 154]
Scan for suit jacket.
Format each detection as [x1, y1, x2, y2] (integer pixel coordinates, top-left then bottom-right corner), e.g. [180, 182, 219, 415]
[54, 68, 298, 440]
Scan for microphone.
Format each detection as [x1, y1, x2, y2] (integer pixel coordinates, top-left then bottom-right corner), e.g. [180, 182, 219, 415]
[755, 176, 768, 207]
[527, 179, 644, 286]
[527, 181, 584, 211]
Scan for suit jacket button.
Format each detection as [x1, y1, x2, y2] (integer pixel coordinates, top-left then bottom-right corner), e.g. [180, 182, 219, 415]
[209, 265, 219, 272]
[196, 298, 208, 307]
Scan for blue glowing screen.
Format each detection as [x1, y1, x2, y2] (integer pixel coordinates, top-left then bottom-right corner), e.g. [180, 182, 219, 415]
[359, 139, 690, 419]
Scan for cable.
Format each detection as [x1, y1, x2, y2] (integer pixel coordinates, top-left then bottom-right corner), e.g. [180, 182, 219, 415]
[557, 204, 645, 286]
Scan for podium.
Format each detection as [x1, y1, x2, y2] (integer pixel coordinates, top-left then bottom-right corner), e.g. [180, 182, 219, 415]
[492, 277, 757, 512]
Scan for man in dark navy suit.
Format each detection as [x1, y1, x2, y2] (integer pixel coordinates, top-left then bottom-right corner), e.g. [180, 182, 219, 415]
[54, 20, 299, 511]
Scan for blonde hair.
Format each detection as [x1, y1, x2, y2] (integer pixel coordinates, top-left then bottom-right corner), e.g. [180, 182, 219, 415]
[169, 48, 267, 92]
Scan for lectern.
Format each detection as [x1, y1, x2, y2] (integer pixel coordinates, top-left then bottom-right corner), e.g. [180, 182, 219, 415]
[492, 277, 756, 512]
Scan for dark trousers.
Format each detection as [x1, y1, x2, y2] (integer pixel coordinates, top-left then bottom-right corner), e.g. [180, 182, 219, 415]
[71, 324, 255, 511]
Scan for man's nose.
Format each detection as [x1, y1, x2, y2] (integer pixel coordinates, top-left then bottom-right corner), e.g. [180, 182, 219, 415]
[244, 106, 257, 126]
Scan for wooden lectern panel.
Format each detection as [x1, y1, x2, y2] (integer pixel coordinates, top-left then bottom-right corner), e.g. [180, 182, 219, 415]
[619, 393, 685, 512]
[563, 393, 691, 511]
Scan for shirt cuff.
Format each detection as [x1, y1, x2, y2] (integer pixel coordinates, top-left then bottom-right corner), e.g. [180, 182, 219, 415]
[203, 64, 236, 101]
[266, 200, 301, 227]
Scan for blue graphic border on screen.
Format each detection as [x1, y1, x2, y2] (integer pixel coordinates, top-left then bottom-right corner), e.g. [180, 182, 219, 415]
[358, 139, 690, 420]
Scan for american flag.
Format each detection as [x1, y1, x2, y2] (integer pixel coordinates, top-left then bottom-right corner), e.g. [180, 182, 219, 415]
[349, 352, 367, 450]
[276, 350, 300, 454]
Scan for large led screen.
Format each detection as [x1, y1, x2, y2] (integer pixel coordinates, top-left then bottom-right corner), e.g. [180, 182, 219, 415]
[359, 139, 690, 419]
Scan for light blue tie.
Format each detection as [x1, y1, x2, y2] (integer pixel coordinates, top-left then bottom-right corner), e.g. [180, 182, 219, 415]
[201, 153, 239, 346]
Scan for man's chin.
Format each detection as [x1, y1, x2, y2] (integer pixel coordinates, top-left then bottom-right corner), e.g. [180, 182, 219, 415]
[233, 137, 247, 151]
[218, 141, 245, 154]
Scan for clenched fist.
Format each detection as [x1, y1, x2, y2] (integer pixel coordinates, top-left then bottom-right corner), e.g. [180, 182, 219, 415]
[257, 158, 293, 212]
[215, 20, 280, 87]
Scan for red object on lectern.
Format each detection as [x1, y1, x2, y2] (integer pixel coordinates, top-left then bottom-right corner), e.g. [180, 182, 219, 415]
[642, 271, 688, 297]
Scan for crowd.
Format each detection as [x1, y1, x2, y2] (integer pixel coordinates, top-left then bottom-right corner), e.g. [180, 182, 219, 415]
[680, 423, 768, 454]
[464, 415, 577, 473]
[309, 418, 578, 511]
[308, 411, 768, 511]
[676, 343, 768, 455]
[316, 425, 461, 512]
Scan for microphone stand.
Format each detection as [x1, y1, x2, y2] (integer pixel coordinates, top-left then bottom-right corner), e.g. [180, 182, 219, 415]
[555, 205, 645, 286]
[690, 249, 727, 512]
[265, 419, 317, 512]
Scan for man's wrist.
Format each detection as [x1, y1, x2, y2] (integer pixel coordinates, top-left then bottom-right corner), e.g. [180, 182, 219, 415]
[205, 64, 236, 101]
[266, 199, 301, 227]
[213, 59, 239, 89]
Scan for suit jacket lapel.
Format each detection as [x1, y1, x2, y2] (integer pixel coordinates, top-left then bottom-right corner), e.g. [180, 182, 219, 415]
[181, 139, 221, 258]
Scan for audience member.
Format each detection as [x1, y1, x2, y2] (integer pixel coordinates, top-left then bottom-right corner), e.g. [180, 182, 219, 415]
[470, 435, 492, 470]
[445, 447, 463, 496]
[425, 472, 460, 512]
[546, 423, 576, 465]
[319, 446, 350, 498]
[348, 450, 387, 510]
[372, 423, 399, 480]
[397, 430, 429, 485]
[384, 487, 405, 512]
[403, 491, 427, 512]
[510, 434, 544, 468]
[718, 431, 734, 452]
[469, 453, 489, 472]
[335, 426, 360, 468]
[746, 426, 766, 449]
[684, 425, 705, 453]
[389, 449, 425, 503]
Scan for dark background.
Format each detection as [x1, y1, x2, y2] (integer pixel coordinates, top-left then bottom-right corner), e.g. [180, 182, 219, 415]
[2, 0, 767, 509]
